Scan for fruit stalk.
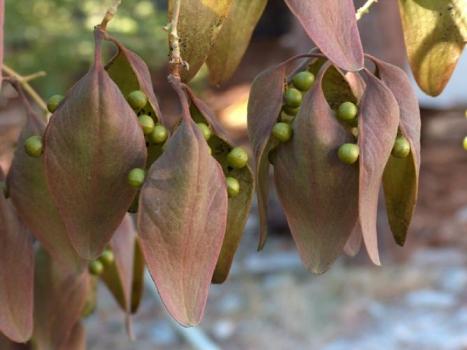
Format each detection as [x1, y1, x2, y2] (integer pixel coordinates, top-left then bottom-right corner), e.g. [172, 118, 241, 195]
[355, 0, 378, 21]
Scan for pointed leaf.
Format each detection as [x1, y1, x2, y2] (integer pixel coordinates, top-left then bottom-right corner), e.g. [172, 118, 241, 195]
[358, 70, 400, 265]
[0, 169, 34, 343]
[43, 30, 147, 259]
[398, 0, 467, 96]
[131, 238, 145, 313]
[206, 0, 268, 84]
[343, 225, 362, 257]
[138, 117, 228, 326]
[283, 0, 364, 71]
[272, 64, 359, 273]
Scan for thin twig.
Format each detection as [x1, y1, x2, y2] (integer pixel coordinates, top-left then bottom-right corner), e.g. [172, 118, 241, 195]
[356, 0, 378, 21]
[99, 0, 122, 31]
[166, 0, 188, 78]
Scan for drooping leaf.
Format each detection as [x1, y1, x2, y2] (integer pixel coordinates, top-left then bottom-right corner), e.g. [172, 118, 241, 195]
[369, 55, 421, 246]
[138, 114, 228, 326]
[283, 0, 364, 71]
[131, 238, 145, 313]
[0, 0, 4, 88]
[43, 29, 147, 259]
[0, 168, 34, 343]
[398, 0, 467, 96]
[206, 0, 268, 84]
[58, 323, 85, 350]
[186, 89, 254, 283]
[358, 70, 400, 265]
[272, 64, 359, 273]
[33, 248, 89, 350]
[168, 0, 234, 82]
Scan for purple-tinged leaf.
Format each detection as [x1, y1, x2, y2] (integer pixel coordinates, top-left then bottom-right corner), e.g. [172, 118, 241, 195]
[283, 0, 364, 71]
[0, 168, 34, 343]
[138, 109, 228, 326]
[43, 30, 147, 259]
[358, 70, 400, 265]
[368, 55, 421, 246]
[273, 63, 359, 273]
[343, 225, 362, 257]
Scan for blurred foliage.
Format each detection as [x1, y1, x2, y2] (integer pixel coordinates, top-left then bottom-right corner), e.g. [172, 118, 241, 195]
[4, 0, 169, 98]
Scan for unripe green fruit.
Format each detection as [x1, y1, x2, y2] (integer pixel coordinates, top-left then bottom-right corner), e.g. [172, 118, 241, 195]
[280, 111, 295, 124]
[138, 115, 155, 135]
[272, 122, 293, 142]
[47, 94, 64, 113]
[227, 147, 248, 169]
[150, 124, 168, 144]
[127, 90, 147, 111]
[128, 168, 146, 188]
[283, 106, 300, 116]
[284, 87, 302, 108]
[196, 123, 212, 141]
[292, 71, 315, 91]
[463, 136, 467, 151]
[391, 136, 411, 158]
[338, 143, 359, 164]
[88, 260, 104, 276]
[99, 249, 115, 266]
[337, 102, 358, 121]
[24, 135, 43, 157]
[226, 177, 240, 198]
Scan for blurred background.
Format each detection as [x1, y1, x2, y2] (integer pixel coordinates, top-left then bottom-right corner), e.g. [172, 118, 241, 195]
[1, 0, 467, 349]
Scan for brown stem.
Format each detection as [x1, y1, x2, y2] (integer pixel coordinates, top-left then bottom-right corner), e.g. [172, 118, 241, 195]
[99, 0, 122, 31]
[167, 0, 187, 79]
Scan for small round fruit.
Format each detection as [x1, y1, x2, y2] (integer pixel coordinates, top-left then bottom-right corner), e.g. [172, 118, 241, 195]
[292, 71, 315, 91]
[138, 115, 155, 135]
[99, 249, 115, 266]
[128, 168, 146, 188]
[88, 260, 104, 276]
[24, 135, 43, 157]
[283, 105, 300, 116]
[391, 136, 411, 158]
[283, 87, 302, 108]
[463, 136, 467, 151]
[337, 102, 358, 121]
[272, 122, 293, 142]
[227, 147, 248, 169]
[338, 143, 359, 164]
[280, 111, 295, 124]
[196, 123, 212, 141]
[226, 177, 240, 198]
[127, 90, 147, 110]
[150, 124, 168, 144]
[47, 94, 64, 113]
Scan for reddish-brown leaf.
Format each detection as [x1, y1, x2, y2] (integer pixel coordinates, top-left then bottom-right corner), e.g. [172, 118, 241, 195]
[58, 323, 85, 350]
[283, 0, 364, 71]
[137, 116, 228, 326]
[0, 334, 30, 350]
[358, 70, 400, 265]
[369, 55, 421, 246]
[33, 249, 89, 350]
[0, 168, 34, 343]
[43, 30, 147, 259]
[272, 64, 359, 273]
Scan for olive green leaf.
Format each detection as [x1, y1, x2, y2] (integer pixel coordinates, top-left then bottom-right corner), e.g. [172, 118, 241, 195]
[358, 70, 400, 265]
[33, 248, 89, 350]
[138, 110, 228, 326]
[283, 0, 364, 71]
[272, 63, 359, 273]
[131, 238, 145, 314]
[168, 0, 233, 82]
[369, 55, 421, 246]
[58, 323, 85, 350]
[0, 168, 34, 343]
[186, 89, 254, 284]
[43, 29, 147, 260]
[206, 0, 268, 85]
[398, 0, 467, 96]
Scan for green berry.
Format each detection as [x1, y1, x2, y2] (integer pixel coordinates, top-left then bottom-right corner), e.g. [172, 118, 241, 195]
[337, 102, 358, 121]
[283, 106, 300, 116]
[47, 94, 64, 113]
[196, 123, 212, 141]
[138, 115, 155, 135]
[150, 124, 168, 144]
[226, 177, 240, 198]
[338, 143, 359, 165]
[463, 136, 467, 151]
[88, 260, 104, 276]
[99, 249, 115, 266]
[128, 168, 146, 188]
[24, 135, 43, 158]
[284, 87, 302, 108]
[227, 147, 248, 169]
[292, 71, 315, 91]
[127, 90, 147, 111]
[391, 136, 411, 158]
[272, 122, 293, 142]
[280, 111, 295, 124]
